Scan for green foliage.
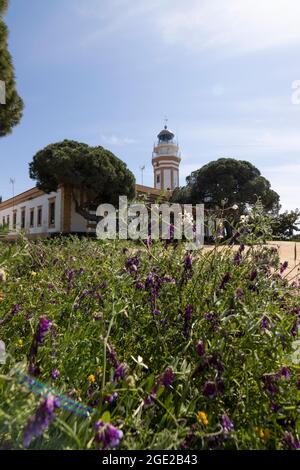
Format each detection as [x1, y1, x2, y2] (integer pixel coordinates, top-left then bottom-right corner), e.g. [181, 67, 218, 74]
[271, 209, 300, 240]
[0, 0, 24, 137]
[0, 232, 299, 450]
[172, 158, 280, 214]
[29, 140, 136, 220]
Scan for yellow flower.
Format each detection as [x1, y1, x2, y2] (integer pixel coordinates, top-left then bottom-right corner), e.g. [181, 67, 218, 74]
[0, 269, 6, 283]
[197, 411, 209, 426]
[31, 271, 37, 277]
[256, 427, 270, 440]
[16, 339, 23, 347]
[88, 374, 96, 384]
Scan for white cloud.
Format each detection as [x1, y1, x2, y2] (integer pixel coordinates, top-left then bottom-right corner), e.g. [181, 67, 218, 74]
[157, 0, 300, 55]
[101, 134, 137, 146]
[75, 0, 300, 55]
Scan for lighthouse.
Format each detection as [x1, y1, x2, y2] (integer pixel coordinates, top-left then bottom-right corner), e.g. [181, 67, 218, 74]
[152, 125, 181, 191]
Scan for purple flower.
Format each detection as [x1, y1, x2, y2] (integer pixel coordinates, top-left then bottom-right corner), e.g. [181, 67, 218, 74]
[136, 281, 145, 290]
[159, 367, 175, 387]
[184, 254, 192, 271]
[282, 431, 300, 450]
[203, 381, 218, 399]
[125, 257, 140, 274]
[280, 261, 288, 274]
[290, 319, 299, 337]
[196, 341, 206, 357]
[220, 272, 231, 289]
[37, 316, 52, 344]
[0, 304, 20, 326]
[94, 421, 123, 449]
[105, 392, 118, 404]
[113, 363, 127, 383]
[250, 269, 258, 281]
[23, 394, 59, 448]
[236, 288, 244, 299]
[107, 342, 119, 369]
[277, 366, 290, 379]
[51, 369, 60, 380]
[153, 309, 161, 316]
[261, 316, 269, 330]
[262, 374, 277, 395]
[221, 414, 234, 432]
[233, 252, 242, 266]
[185, 304, 193, 321]
[183, 304, 193, 338]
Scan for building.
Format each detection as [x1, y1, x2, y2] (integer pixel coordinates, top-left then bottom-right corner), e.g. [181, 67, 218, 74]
[0, 125, 181, 239]
[152, 126, 181, 191]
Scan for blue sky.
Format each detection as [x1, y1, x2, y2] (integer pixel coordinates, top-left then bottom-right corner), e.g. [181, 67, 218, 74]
[1, 0, 300, 210]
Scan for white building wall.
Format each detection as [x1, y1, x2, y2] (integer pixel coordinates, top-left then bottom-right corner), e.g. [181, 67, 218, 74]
[0, 189, 62, 236]
[70, 198, 88, 232]
[164, 169, 171, 190]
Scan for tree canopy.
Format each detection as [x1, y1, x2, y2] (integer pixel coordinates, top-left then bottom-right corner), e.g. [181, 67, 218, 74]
[29, 140, 136, 221]
[0, 0, 24, 137]
[172, 158, 280, 213]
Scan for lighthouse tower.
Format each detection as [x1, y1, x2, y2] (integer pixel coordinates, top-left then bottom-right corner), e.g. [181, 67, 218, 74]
[152, 125, 181, 191]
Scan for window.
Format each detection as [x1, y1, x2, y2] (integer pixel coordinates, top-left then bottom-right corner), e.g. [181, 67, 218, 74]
[6, 215, 10, 228]
[13, 210, 17, 230]
[2, 216, 5, 226]
[30, 208, 35, 228]
[21, 208, 26, 229]
[48, 199, 56, 227]
[156, 174, 160, 183]
[37, 206, 42, 227]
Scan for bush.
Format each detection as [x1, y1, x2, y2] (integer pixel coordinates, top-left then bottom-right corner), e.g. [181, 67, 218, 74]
[0, 235, 299, 450]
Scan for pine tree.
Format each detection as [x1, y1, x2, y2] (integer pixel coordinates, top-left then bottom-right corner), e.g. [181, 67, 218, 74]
[0, 0, 23, 137]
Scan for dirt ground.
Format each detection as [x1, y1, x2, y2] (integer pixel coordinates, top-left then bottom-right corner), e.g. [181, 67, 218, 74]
[267, 241, 300, 283]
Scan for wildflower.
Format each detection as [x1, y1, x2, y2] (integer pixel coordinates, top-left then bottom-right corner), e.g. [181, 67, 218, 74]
[256, 427, 270, 440]
[105, 392, 118, 403]
[197, 411, 208, 426]
[159, 367, 175, 387]
[184, 304, 193, 338]
[232, 204, 239, 210]
[282, 431, 300, 450]
[277, 366, 290, 379]
[88, 374, 96, 384]
[222, 414, 234, 432]
[37, 316, 52, 344]
[94, 421, 123, 449]
[113, 363, 127, 383]
[196, 341, 206, 357]
[23, 394, 59, 448]
[153, 309, 161, 316]
[280, 261, 288, 274]
[184, 254, 192, 271]
[261, 316, 269, 330]
[125, 257, 140, 274]
[250, 269, 258, 281]
[16, 339, 23, 347]
[203, 381, 218, 399]
[0, 269, 6, 283]
[236, 288, 244, 299]
[233, 251, 242, 266]
[51, 369, 60, 380]
[31, 271, 37, 277]
[262, 374, 277, 395]
[136, 281, 145, 290]
[220, 272, 231, 289]
[0, 304, 20, 326]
